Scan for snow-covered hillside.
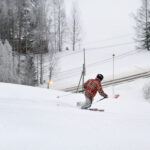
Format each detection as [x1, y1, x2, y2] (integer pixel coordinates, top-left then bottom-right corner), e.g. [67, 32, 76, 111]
[0, 77, 150, 150]
[49, 47, 150, 90]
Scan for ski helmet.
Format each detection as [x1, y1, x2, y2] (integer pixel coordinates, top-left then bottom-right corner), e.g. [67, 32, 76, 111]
[97, 74, 104, 81]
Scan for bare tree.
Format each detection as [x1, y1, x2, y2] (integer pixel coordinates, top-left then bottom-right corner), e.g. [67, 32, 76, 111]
[69, 2, 82, 51]
[23, 53, 37, 86]
[52, 0, 67, 52]
[32, 0, 49, 84]
[47, 48, 57, 88]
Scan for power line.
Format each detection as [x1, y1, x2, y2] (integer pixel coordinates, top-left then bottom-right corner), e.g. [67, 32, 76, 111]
[81, 33, 134, 45]
[57, 41, 136, 59]
[46, 49, 144, 81]
[85, 41, 135, 51]
[87, 49, 139, 67]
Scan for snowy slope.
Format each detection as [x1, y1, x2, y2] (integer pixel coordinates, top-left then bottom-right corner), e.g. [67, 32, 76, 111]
[0, 77, 150, 150]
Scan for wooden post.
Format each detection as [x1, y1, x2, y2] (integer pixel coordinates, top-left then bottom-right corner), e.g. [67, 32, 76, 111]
[76, 72, 83, 93]
[76, 48, 86, 92]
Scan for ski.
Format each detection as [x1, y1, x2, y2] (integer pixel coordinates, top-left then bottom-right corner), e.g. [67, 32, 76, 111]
[84, 108, 104, 112]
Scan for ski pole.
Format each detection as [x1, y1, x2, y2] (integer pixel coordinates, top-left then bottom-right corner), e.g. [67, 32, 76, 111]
[83, 97, 106, 108]
[92, 94, 119, 105]
[83, 94, 120, 108]
[56, 93, 74, 98]
[95, 94, 120, 102]
[93, 97, 106, 104]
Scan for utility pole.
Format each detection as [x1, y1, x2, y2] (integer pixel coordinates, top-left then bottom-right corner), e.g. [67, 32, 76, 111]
[76, 48, 86, 92]
[112, 53, 115, 96]
[82, 48, 86, 90]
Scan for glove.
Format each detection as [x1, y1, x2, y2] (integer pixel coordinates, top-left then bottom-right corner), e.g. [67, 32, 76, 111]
[104, 94, 108, 98]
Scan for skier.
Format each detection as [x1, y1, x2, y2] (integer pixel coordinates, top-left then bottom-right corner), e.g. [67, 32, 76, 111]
[78, 74, 108, 109]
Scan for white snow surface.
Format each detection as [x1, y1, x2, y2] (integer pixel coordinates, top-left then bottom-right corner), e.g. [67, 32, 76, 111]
[0, 77, 150, 150]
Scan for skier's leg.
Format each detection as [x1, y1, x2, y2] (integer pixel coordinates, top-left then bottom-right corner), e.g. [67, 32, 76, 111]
[76, 101, 83, 107]
[81, 96, 92, 109]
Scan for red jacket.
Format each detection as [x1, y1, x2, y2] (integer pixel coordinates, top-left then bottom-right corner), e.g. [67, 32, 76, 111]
[84, 78, 107, 101]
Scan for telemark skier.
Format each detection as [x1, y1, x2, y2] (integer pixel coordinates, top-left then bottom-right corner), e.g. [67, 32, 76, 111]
[79, 74, 108, 109]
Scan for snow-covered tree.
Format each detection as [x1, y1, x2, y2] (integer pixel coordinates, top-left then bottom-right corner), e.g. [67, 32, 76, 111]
[0, 40, 19, 83]
[134, 0, 150, 51]
[23, 53, 37, 86]
[0, 0, 9, 42]
[0, 0, 70, 86]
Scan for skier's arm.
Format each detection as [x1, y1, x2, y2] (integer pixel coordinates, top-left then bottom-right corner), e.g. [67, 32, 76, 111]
[84, 79, 90, 89]
[97, 82, 108, 98]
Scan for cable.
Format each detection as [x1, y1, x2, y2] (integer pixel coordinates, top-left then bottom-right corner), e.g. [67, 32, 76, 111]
[38, 49, 142, 80]
[46, 49, 145, 81]
[81, 33, 134, 46]
[53, 49, 138, 75]
[57, 41, 136, 59]
[85, 41, 135, 51]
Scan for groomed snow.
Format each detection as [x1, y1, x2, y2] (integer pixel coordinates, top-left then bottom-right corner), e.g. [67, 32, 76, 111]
[0, 77, 150, 150]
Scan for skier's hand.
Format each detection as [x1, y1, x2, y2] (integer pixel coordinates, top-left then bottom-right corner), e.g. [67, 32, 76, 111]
[104, 94, 108, 98]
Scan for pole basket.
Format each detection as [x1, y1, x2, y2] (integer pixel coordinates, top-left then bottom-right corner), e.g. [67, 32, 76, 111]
[114, 94, 120, 99]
